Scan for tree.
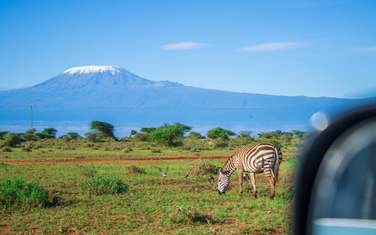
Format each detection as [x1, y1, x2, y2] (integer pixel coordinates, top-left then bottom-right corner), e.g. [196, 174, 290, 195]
[207, 128, 235, 140]
[148, 123, 191, 146]
[89, 120, 115, 139]
[24, 128, 39, 141]
[140, 127, 156, 134]
[39, 128, 58, 139]
[61, 132, 82, 140]
[187, 131, 204, 139]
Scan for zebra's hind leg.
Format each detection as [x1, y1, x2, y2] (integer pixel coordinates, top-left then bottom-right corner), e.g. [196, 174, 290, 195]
[250, 172, 257, 198]
[267, 176, 276, 199]
[264, 169, 276, 199]
[237, 168, 244, 194]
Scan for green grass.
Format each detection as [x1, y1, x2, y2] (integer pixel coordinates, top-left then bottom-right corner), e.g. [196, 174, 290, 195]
[81, 175, 128, 195]
[0, 178, 49, 210]
[0, 135, 302, 234]
[0, 156, 296, 234]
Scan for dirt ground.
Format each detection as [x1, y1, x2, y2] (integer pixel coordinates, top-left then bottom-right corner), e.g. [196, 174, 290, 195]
[0, 155, 228, 164]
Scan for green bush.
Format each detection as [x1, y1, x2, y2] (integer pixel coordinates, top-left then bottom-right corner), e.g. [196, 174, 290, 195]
[127, 165, 146, 174]
[85, 132, 102, 142]
[0, 178, 49, 209]
[187, 131, 204, 139]
[151, 148, 161, 153]
[2, 133, 24, 147]
[186, 161, 220, 177]
[78, 165, 97, 178]
[0, 147, 12, 152]
[61, 132, 82, 140]
[170, 207, 214, 224]
[24, 128, 39, 141]
[81, 175, 128, 195]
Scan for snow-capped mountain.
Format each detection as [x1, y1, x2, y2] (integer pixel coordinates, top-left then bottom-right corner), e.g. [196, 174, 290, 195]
[0, 65, 367, 130]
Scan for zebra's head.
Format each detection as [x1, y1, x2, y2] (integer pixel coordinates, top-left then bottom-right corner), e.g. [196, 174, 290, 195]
[217, 168, 230, 194]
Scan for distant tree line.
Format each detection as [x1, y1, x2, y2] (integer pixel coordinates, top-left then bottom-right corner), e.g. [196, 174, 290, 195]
[0, 120, 309, 148]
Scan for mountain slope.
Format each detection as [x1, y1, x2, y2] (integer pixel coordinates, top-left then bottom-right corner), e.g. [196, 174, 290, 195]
[0, 65, 368, 131]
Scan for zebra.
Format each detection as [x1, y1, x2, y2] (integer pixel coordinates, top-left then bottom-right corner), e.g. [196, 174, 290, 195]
[217, 143, 282, 198]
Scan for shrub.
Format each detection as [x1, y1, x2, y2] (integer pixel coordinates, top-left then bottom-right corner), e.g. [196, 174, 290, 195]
[0, 131, 10, 140]
[81, 175, 128, 195]
[0, 178, 49, 209]
[170, 207, 215, 224]
[24, 128, 39, 141]
[85, 132, 102, 143]
[213, 139, 229, 148]
[22, 145, 32, 152]
[123, 147, 133, 153]
[187, 131, 204, 139]
[151, 148, 161, 153]
[78, 165, 97, 178]
[61, 132, 82, 140]
[2, 133, 23, 147]
[186, 161, 219, 177]
[1, 147, 12, 152]
[127, 165, 146, 174]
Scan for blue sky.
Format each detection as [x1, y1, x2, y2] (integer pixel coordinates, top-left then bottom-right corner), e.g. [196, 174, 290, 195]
[0, 0, 375, 97]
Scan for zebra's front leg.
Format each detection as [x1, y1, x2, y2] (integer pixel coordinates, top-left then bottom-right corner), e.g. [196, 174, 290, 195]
[250, 172, 257, 198]
[237, 168, 244, 194]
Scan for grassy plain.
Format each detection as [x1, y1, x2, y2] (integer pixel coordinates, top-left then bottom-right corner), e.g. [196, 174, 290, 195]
[0, 135, 300, 234]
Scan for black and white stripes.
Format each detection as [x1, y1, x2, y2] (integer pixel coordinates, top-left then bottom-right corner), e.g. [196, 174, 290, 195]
[217, 143, 282, 198]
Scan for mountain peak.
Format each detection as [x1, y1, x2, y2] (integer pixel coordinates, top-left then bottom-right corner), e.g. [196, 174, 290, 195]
[63, 65, 121, 75]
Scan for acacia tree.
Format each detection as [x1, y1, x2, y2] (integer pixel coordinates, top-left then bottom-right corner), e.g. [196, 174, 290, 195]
[207, 127, 235, 140]
[89, 120, 115, 139]
[39, 128, 58, 139]
[148, 123, 191, 146]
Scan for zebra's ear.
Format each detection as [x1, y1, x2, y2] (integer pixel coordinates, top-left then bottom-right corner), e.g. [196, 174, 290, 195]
[218, 168, 223, 174]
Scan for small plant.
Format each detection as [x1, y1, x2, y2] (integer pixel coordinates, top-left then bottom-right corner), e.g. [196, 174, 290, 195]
[0, 178, 49, 210]
[1, 147, 12, 152]
[2, 133, 23, 147]
[170, 207, 215, 224]
[78, 165, 97, 178]
[127, 165, 146, 174]
[185, 161, 219, 178]
[81, 175, 128, 195]
[151, 148, 161, 153]
[22, 144, 32, 152]
[123, 147, 133, 153]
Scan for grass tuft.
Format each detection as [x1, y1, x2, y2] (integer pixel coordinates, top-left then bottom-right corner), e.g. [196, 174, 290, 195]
[170, 207, 216, 224]
[127, 165, 146, 174]
[186, 161, 219, 177]
[81, 175, 128, 195]
[0, 178, 49, 210]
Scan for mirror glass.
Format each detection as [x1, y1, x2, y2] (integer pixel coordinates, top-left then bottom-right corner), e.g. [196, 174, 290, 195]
[308, 118, 376, 235]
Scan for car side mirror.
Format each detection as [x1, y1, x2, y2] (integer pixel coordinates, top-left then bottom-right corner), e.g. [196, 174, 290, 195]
[294, 104, 376, 235]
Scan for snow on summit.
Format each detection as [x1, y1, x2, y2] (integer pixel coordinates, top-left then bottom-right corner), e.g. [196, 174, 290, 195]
[63, 65, 121, 75]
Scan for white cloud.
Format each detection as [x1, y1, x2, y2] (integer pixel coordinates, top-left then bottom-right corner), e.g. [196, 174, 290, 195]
[358, 46, 376, 52]
[161, 41, 208, 50]
[240, 42, 301, 52]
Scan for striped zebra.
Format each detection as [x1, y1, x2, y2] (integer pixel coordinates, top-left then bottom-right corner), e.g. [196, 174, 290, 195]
[217, 143, 282, 198]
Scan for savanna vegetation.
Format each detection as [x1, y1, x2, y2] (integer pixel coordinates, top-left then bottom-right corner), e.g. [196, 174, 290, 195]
[0, 120, 308, 234]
